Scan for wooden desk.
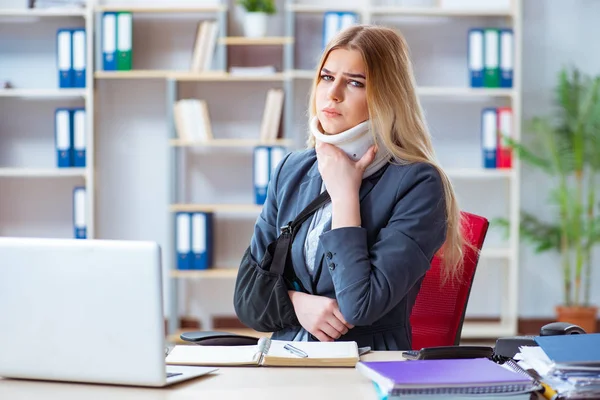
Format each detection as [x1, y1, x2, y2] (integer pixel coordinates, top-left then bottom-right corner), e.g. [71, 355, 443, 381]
[0, 351, 401, 400]
[0, 351, 543, 400]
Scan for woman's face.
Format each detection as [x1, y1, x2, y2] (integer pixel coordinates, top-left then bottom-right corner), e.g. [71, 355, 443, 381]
[315, 48, 369, 135]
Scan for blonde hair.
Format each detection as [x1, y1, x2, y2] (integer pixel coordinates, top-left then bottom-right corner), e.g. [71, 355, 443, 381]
[307, 24, 468, 283]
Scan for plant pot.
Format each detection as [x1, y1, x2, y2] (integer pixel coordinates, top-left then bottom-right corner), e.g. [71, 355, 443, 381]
[555, 305, 598, 333]
[243, 12, 268, 38]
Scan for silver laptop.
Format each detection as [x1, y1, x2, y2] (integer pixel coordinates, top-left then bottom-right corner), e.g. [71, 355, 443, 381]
[0, 237, 217, 387]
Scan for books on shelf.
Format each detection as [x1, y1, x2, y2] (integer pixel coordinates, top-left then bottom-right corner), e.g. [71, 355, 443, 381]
[73, 186, 86, 239]
[191, 20, 218, 72]
[468, 28, 513, 88]
[253, 146, 286, 205]
[176, 212, 213, 270]
[101, 12, 132, 71]
[173, 99, 214, 142]
[55, 108, 86, 168]
[323, 11, 359, 49]
[57, 28, 86, 88]
[259, 88, 284, 142]
[166, 337, 359, 367]
[481, 107, 513, 169]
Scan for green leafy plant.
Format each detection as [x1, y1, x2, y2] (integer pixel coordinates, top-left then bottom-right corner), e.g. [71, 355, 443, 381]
[496, 67, 600, 307]
[237, 0, 276, 14]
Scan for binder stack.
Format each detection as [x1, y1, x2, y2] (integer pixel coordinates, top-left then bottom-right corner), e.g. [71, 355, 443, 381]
[480, 107, 513, 169]
[253, 146, 287, 205]
[56, 28, 86, 88]
[102, 12, 132, 71]
[55, 108, 86, 168]
[468, 28, 513, 88]
[176, 212, 213, 270]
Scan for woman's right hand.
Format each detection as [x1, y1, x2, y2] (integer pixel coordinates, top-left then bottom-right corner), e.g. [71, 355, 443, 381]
[288, 291, 354, 342]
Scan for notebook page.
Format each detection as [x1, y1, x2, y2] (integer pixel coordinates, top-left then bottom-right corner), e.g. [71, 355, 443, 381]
[262, 340, 359, 367]
[165, 344, 261, 366]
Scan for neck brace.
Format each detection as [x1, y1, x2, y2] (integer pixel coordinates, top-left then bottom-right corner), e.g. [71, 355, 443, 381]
[310, 116, 390, 178]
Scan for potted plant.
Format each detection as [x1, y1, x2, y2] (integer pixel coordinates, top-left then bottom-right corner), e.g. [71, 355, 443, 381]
[497, 67, 600, 333]
[237, 0, 276, 38]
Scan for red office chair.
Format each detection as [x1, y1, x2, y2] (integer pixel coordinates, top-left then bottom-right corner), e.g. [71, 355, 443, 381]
[409, 211, 489, 350]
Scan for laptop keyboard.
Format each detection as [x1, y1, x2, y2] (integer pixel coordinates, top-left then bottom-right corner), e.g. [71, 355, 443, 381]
[167, 372, 182, 378]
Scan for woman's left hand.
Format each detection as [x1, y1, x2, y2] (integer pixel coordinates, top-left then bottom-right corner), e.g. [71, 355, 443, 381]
[315, 141, 377, 201]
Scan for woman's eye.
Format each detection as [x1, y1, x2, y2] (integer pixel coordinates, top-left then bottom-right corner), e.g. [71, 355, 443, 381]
[349, 80, 364, 88]
[320, 74, 333, 81]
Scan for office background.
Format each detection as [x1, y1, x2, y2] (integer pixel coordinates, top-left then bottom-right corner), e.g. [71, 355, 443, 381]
[1, 0, 599, 341]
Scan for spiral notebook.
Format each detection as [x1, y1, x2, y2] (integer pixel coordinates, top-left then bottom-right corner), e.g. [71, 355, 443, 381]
[166, 337, 359, 367]
[357, 358, 538, 397]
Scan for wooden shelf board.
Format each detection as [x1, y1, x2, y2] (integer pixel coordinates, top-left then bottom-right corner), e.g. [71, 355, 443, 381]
[0, 8, 87, 17]
[218, 36, 294, 45]
[370, 6, 514, 17]
[95, 70, 173, 79]
[289, 69, 316, 80]
[445, 168, 513, 179]
[171, 268, 238, 279]
[171, 203, 263, 213]
[460, 321, 515, 338]
[0, 168, 87, 178]
[96, 4, 226, 13]
[171, 72, 286, 82]
[0, 89, 86, 98]
[287, 4, 362, 13]
[170, 138, 293, 147]
[418, 87, 514, 97]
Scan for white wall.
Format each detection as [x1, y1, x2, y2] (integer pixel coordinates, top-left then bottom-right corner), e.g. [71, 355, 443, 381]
[2, 0, 600, 324]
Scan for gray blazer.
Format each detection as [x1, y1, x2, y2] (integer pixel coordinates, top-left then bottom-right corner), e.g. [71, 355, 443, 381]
[248, 148, 447, 350]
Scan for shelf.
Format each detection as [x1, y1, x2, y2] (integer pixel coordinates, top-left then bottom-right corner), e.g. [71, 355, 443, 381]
[0, 8, 87, 17]
[289, 69, 316, 80]
[170, 72, 287, 82]
[0, 89, 87, 99]
[170, 203, 263, 214]
[95, 70, 172, 79]
[480, 248, 512, 259]
[171, 268, 238, 279]
[0, 168, 87, 178]
[96, 4, 226, 13]
[370, 6, 514, 17]
[170, 138, 293, 147]
[218, 37, 294, 46]
[460, 321, 515, 339]
[287, 4, 363, 13]
[417, 87, 514, 97]
[445, 168, 513, 179]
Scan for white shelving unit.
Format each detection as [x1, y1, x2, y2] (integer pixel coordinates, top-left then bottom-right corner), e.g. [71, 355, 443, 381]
[0, 2, 95, 239]
[88, 0, 521, 340]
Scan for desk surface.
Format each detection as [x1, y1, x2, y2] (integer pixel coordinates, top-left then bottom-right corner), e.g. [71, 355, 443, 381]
[0, 351, 401, 400]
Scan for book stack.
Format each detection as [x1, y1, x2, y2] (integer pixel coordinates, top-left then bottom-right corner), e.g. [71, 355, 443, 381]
[259, 88, 284, 142]
[357, 358, 538, 398]
[190, 20, 219, 72]
[173, 99, 213, 142]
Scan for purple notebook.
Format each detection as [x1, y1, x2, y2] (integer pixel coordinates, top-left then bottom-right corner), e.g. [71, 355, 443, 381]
[357, 358, 535, 396]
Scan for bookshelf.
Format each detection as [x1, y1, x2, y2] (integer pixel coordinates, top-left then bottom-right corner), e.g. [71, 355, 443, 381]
[86, 0, 521, 340]
[0, 3, 95, 240]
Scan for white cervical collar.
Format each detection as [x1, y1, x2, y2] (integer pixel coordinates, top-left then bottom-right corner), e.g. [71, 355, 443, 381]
[310, 116, 390, 178]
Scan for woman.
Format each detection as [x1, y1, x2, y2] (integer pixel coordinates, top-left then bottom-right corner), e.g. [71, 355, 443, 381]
[235, 25, 466, 351]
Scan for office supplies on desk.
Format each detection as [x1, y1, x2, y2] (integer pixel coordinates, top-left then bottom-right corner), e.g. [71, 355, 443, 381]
[535, 333, 600, 364]
[166, 337, 359, 367]
[357, 358, 537, 397]
[284, 343, 308, 358]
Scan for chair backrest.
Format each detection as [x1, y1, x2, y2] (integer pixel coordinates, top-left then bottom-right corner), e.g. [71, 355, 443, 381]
[409, 212, 489, 350]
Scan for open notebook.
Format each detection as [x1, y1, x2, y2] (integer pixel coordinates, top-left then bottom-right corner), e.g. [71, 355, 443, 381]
[166, 337, 359, 367]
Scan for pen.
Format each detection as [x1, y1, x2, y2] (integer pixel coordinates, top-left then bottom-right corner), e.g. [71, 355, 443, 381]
[283, 343, 308, 358]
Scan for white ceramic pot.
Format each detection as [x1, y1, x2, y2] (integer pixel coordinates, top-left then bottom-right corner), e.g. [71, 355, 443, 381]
[243, 12, 268, 38]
